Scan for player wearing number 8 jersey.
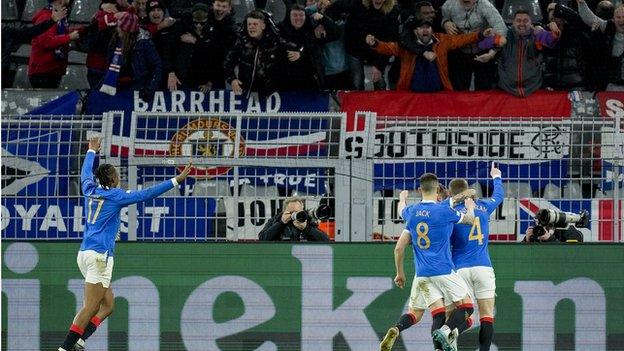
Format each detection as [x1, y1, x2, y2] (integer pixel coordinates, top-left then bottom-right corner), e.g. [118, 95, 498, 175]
[447, 162, 504, 351]
[58, 137, 192, 351]
[379, 173, 476, 351]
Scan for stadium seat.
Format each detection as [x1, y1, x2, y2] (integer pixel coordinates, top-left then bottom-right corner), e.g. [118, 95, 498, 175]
[542, 183, 561, 199]
[2, 0, 19, 21]
[70, 0, 101, 23]
[563, 182, 582, 199]
[264, 0, 286, 25]
[504, 182, 532, 199]
[21, 0, 47, 22]
[231, 0, 255, 24]
[501, 0, 542, 24]
[11, 44, 31, 60]
[12, 64, 32, 89]
[60, 65, 90, 90]
[470, 182, 484, 198]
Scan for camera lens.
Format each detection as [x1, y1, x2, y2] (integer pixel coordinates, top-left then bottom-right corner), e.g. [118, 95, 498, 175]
[291, 211, 308, 222]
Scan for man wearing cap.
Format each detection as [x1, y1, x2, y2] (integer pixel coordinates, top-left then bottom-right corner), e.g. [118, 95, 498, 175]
[365, 18, 504, 92]
[169, 0, 237, 91]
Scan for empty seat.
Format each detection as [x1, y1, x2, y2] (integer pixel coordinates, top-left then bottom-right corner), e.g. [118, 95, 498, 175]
[264, 0, 286, 24]
[563, 182, 582, 199]
[60, 65, 89, 90]
[12, 64, 32, 89]
[70, 0, 101, 23]
[2, 0, 18, 20]
[231, 0, 255, 24]
[504, 182, 533, 199]
[542, 183, 561, 199]
[21, 0, 47, 22]
[501, 0, 542, 24]
[11, 44, 31, 60]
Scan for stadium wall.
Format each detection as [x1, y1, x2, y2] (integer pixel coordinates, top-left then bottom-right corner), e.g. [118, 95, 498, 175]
[2, 242, 623, 350]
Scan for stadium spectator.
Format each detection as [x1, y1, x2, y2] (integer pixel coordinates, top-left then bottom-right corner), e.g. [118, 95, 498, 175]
[596, 0, 614, 20]
[135, 0, 149, 22]
[441, 0, 507, 91]
[100, 12, 162, 101]
[325, 0, 400, 90]
[577, 0, 624, 91]
[497, 9, 560, 97]
[224, 10, 284, 96]
[258, 197, 330, 241]
[306, 0, 353, 90]
[276, 4, 330, 91]
[170, 1, 237, 91]
[28, 0, 81, 88]
[366, 19, 504, 92]
[83, 0, 126, 89]
[542, 2, 590, 90]
[2, 7, 67, 88]
[142, 0, 177, 89]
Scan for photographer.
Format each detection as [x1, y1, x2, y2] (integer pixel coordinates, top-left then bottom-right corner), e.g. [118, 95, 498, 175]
[522, 224, 584, 243]
[258, 197, 330, 241]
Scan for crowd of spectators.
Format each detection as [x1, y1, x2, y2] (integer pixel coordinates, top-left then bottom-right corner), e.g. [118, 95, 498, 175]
[3, 0, 623, 98]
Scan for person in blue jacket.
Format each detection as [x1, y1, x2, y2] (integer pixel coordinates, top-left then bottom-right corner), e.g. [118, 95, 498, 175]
[59, 136, 192, 351]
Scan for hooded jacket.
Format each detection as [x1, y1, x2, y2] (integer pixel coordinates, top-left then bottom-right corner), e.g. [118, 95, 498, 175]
[28, 8, 72, 76]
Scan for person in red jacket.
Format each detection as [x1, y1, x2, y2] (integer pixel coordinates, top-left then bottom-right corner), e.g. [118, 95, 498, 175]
[28, 0, 81, 88]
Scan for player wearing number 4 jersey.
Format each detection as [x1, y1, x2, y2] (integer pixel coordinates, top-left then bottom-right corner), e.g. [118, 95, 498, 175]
[379, 173, 476, 351]
[58, 137, 192, 351]
[447, 162, 504, 351]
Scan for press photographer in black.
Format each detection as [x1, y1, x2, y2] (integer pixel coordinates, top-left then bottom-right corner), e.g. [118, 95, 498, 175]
[522, 208, 587, 243]
[258, 197, 330, 241]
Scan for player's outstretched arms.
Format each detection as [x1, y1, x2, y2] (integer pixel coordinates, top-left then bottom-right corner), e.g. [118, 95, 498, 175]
[116, 161, 193, 206]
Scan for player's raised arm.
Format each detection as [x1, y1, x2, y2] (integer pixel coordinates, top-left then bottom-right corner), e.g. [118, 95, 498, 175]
[81, 137, 102, 196]
[485, 162, 505, 214]
[393, 229, 412, 289]
[115, 161, 193, 206]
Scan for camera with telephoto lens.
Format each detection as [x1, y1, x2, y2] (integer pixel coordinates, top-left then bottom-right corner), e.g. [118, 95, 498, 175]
[290, 204, 332, 225]
[530, 209, 589, 242]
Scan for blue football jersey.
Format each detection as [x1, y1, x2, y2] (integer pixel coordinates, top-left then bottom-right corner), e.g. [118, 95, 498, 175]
[450, 177, 504, 269]
[402, 200, 463, 277]
[79, 150, 175, 256]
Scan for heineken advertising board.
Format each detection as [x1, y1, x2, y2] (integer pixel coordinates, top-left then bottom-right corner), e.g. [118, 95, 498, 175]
[2, 243, 623, 350]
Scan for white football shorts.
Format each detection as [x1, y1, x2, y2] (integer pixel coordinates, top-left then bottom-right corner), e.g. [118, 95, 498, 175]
[77, 250, 114, 288]
[457, 266, 496, 299]
[409, 271, 471, 310]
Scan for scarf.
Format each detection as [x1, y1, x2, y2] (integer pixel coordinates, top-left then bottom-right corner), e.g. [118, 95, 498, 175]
[51, 5, 67, 60]
[99, 39, 123, 95]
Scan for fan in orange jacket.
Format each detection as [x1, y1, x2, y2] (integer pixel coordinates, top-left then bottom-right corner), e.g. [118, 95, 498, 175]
[365, 18, 505, 91]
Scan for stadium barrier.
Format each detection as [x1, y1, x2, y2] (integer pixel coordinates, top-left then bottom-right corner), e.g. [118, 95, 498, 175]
[1, 107, 622, 241]
[2, 242, 623, 350]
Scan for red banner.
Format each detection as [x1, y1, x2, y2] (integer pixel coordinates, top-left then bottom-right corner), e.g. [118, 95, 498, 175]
[339, 90, 571, 118]
[597, 92, 624, 119]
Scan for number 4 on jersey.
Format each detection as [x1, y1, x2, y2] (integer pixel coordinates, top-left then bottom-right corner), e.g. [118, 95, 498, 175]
[469, 217, 483, 245]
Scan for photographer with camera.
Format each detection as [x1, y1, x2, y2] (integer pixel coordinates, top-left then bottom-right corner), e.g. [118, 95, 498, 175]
[522, 209, 586, 243]
[258, 197, 330, 241]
